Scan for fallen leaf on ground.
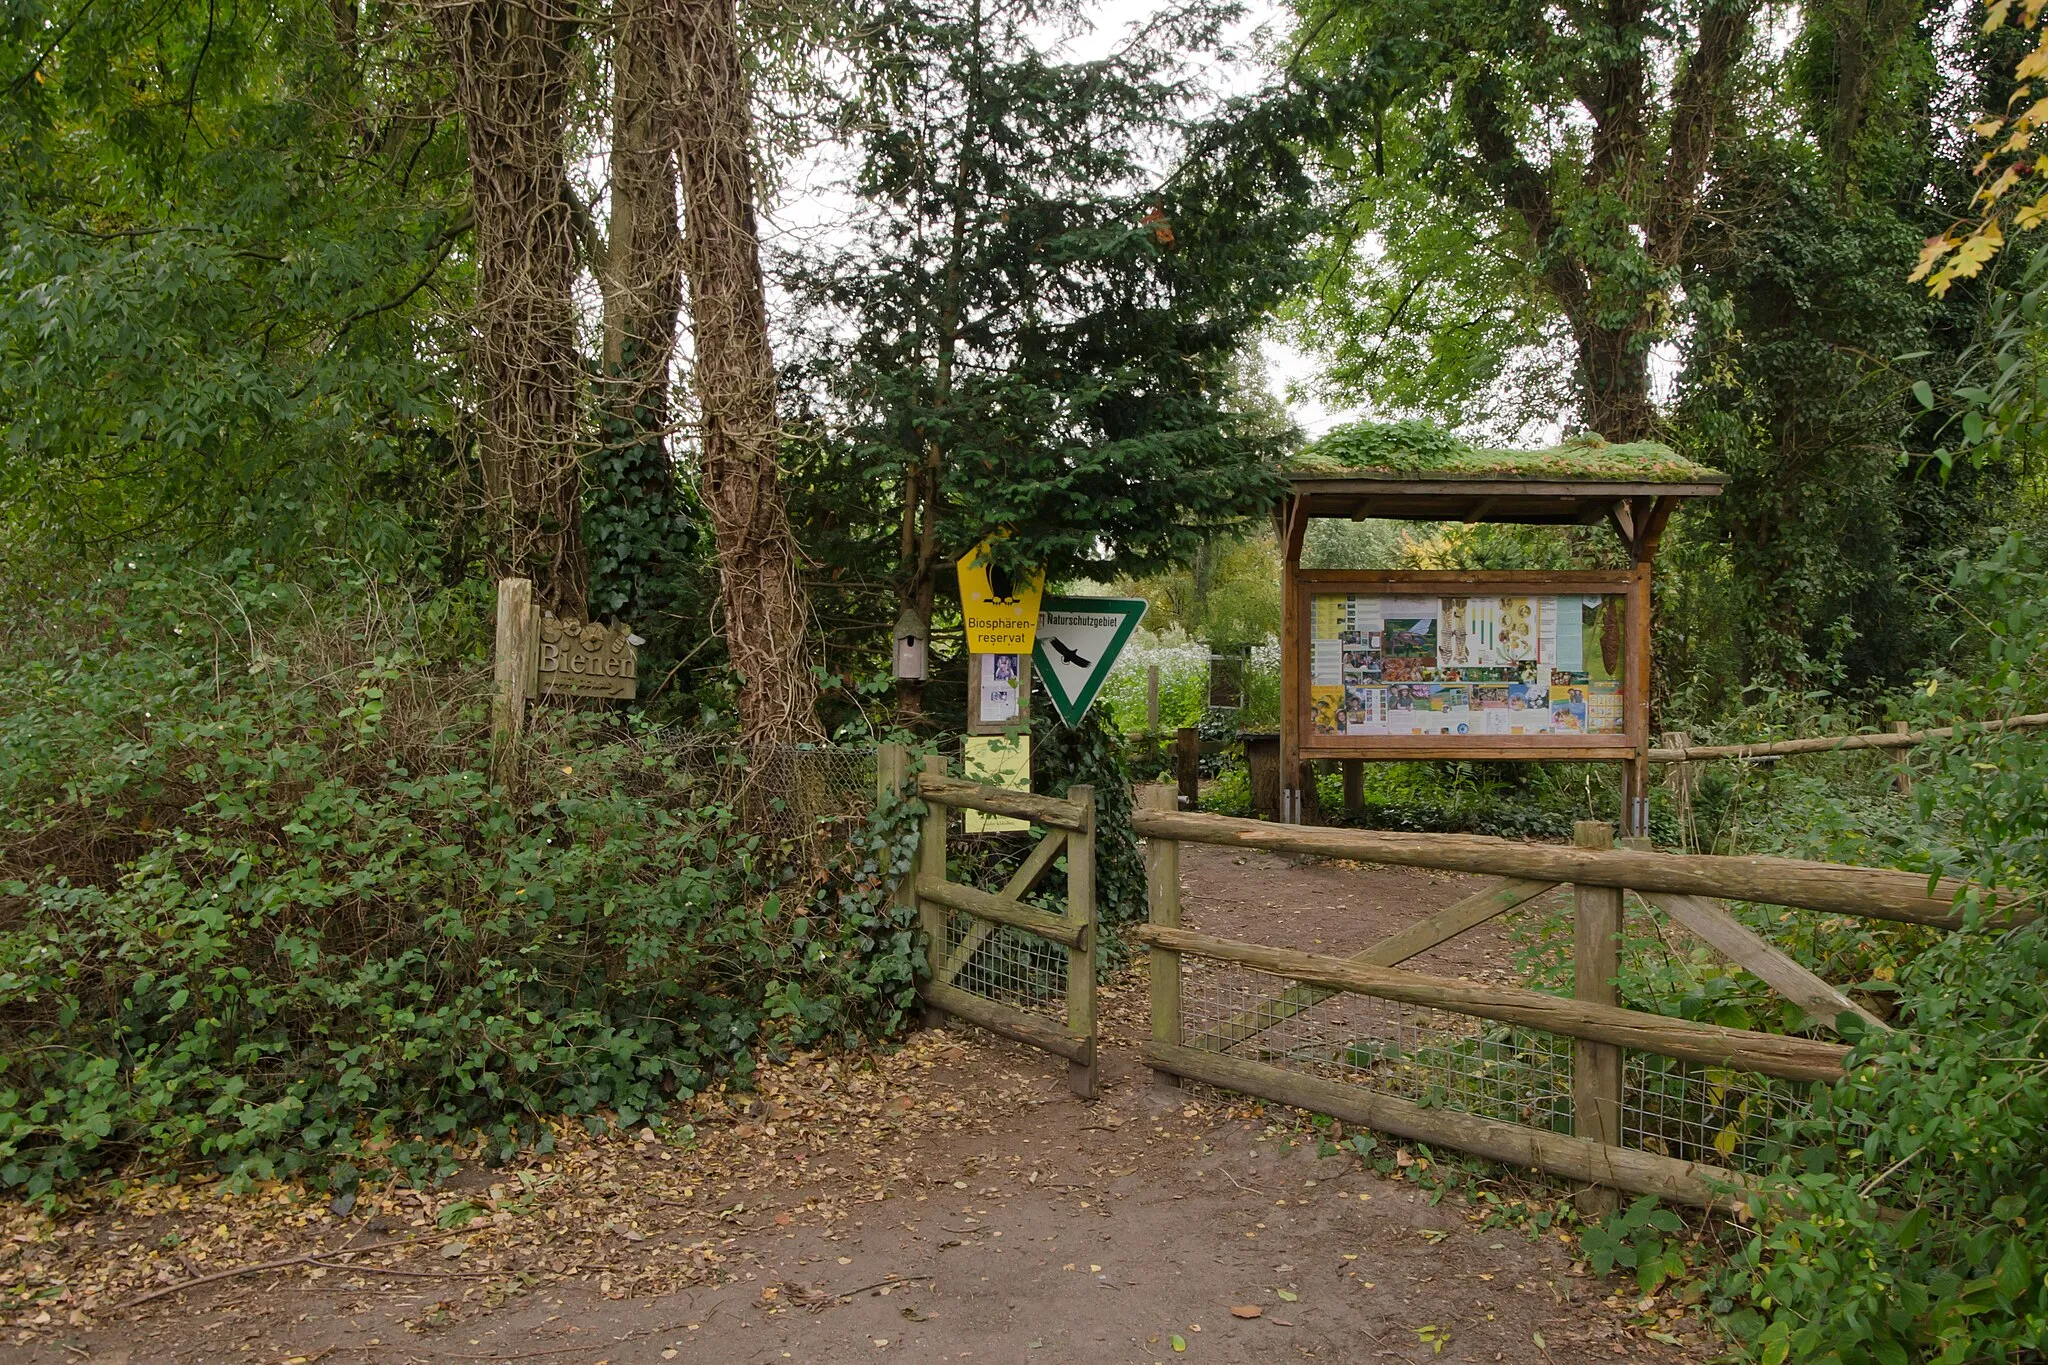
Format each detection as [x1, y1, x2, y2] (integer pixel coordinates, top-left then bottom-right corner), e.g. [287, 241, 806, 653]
[1230, 1305, 1262, 1319]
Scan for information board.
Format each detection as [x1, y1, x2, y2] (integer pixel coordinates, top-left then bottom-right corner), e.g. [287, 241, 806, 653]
[1302, 586, 1629, 744]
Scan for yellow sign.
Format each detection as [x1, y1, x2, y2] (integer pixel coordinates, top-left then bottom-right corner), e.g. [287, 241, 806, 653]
[962, 734, 1031, 833]
[956, 538, 1044, 654]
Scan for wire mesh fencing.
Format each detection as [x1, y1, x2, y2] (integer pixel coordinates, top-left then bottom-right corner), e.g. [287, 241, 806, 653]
[1176, 956, 1821, 1176]
[629, 728, 878, 845]
[940, 912, 1072, 1020]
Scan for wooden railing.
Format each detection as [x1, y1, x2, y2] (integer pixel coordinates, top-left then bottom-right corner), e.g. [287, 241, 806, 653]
[1132, 791, 1962, 1212]
[882, 745, 1099, 1098]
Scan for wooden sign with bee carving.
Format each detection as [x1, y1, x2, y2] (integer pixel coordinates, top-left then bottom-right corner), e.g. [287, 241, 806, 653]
[536, 614, 642, 700]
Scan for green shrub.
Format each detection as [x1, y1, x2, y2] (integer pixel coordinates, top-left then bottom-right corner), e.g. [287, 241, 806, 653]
[0, 559, 920, 1198]
[1707, 533, 2048, 1363]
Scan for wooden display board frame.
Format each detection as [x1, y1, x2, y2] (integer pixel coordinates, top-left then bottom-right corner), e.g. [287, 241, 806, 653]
[1289, 568, 1646, 764]
[1274, 464, 1725, 835]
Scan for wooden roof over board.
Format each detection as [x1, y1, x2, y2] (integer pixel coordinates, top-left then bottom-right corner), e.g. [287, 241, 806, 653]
[1283, 429, 1724, 526]
[1284, 466, 1726, 525]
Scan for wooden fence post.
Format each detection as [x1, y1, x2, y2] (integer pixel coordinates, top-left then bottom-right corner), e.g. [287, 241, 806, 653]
[1140, 783, 1181, 1088]
[878, 739, 913, 918]
[1661, 730, 1692, 851]
[1176, 726, 1200, 810]
[1572, 819, 1622, 1217]
[491, 577, 537, 790]
[1342, 759, 1364, 819]
[1892, 721, 1913, 796]
[1066, 784, 1100, 1099]
[918, 752, 951, 1028]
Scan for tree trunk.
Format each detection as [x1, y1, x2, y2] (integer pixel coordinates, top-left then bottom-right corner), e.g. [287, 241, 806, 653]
[432, 0, 589, 617]
[669, 0, 820, 742]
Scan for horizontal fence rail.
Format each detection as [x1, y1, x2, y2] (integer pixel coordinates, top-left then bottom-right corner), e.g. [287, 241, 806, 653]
[1647, 712, 2048, 763]
[1128, 807, 1983, 927]
[917, 772, 1090, 831]
[1134, 924, 1850, 1083]
[1144, 1042, 1752, 1210]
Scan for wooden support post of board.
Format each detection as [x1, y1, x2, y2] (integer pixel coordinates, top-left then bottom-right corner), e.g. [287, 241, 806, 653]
[1066, 784, 1100, 1099]
[1176, 727, 1200, 810]
[1892, 721, 1912, 796]
[917, 755, 951, 1028]
[1661, 730, 1693, 851]
[1343, 760, 1364, 819]
[1573, 819, 1622, 1216]
[1140, 783, 1182, 1089]
[491, 577, 537, 790]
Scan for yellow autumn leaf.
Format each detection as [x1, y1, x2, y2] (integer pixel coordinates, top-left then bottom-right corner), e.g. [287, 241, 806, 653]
[1715, 1125, 1740, 1158]
[2027, 0, 2048, 25]
[1929, 222, 2004, 295]
[1908, 234, 1957, 283]
[1976, 116, 2009, 137]
[2016, 35, 2048, 80]
[1976, 160, 2026, 206]
[2015, 189, 2048, 228]
[1988, 0, 2014, 29]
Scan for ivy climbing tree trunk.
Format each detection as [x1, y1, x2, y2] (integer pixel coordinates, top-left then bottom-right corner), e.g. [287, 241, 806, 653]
[669, 0, 820, 742]
[432, 0, 589, 616]
[583, 0, 690, 625]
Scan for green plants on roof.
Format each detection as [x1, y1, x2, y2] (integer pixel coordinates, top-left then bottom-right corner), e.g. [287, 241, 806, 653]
[1290, 420, 1720, 482]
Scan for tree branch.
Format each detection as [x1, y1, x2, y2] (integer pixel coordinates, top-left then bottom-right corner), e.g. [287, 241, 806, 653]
[1647, 0, 1756, 266]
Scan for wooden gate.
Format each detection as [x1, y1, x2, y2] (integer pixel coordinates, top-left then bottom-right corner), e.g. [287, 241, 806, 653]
[879, 745, 1099, 1098]
[1131, 784, 1978, 1211]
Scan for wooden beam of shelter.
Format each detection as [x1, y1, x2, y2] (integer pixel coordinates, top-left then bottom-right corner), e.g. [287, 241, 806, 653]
[1128, 808, 1974, 927]
[1145, 1042, 1749, 1211]
[1138, 924, 1850, 1082]
[917, 773, 1088, 831]
[1211, 878, 1560, 1050]
[1639, 890, 1886, 1033]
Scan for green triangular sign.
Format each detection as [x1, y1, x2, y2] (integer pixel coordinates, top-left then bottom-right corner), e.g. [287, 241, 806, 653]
[1032, 596, 1148, 727]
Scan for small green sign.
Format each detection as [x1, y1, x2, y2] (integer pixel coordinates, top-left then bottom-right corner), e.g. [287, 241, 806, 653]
[1031, 596, 1148, 727]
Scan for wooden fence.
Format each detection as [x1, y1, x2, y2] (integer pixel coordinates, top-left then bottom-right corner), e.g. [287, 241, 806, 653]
[881, 745, 1100, 1099]
[1130, 789, 1969, 1212]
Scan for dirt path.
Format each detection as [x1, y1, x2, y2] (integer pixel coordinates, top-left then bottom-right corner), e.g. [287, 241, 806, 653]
[9, 853, 1713, 1364]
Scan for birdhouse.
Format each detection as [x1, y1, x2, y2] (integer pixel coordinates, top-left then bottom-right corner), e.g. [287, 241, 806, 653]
[892, 607, 928, 681]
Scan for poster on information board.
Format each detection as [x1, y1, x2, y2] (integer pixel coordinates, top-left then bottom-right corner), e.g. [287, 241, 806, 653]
[1294, 572, 1637, 758]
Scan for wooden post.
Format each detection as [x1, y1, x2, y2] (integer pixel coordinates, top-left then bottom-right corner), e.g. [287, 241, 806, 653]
[1140, 783, 1182, 1088]
[1572, 819, 1623, 1216]
[1147, 665, 1161, 733]
[1065, 784, 1100, 1099]
[1622, 557, 1654, 838]
[1892, 721, 1913, 796]
[878, 740, 914, 922]
[1343, 759, 1364, 820]
[1176, 726, 1200, 810]
[918, 753, 951, 1028]
[491, 577, 538, 790]
[1661, 730, 1692, 851]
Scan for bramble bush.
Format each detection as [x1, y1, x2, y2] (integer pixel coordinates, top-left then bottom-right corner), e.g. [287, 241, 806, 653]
[0, 559, 921, 1199]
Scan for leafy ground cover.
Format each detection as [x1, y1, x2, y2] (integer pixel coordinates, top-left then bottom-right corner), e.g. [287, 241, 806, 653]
[0, 560, 922, 1202]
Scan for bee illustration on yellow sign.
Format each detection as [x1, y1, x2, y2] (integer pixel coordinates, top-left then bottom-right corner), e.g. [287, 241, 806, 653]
[956, 537, 1045, 654]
